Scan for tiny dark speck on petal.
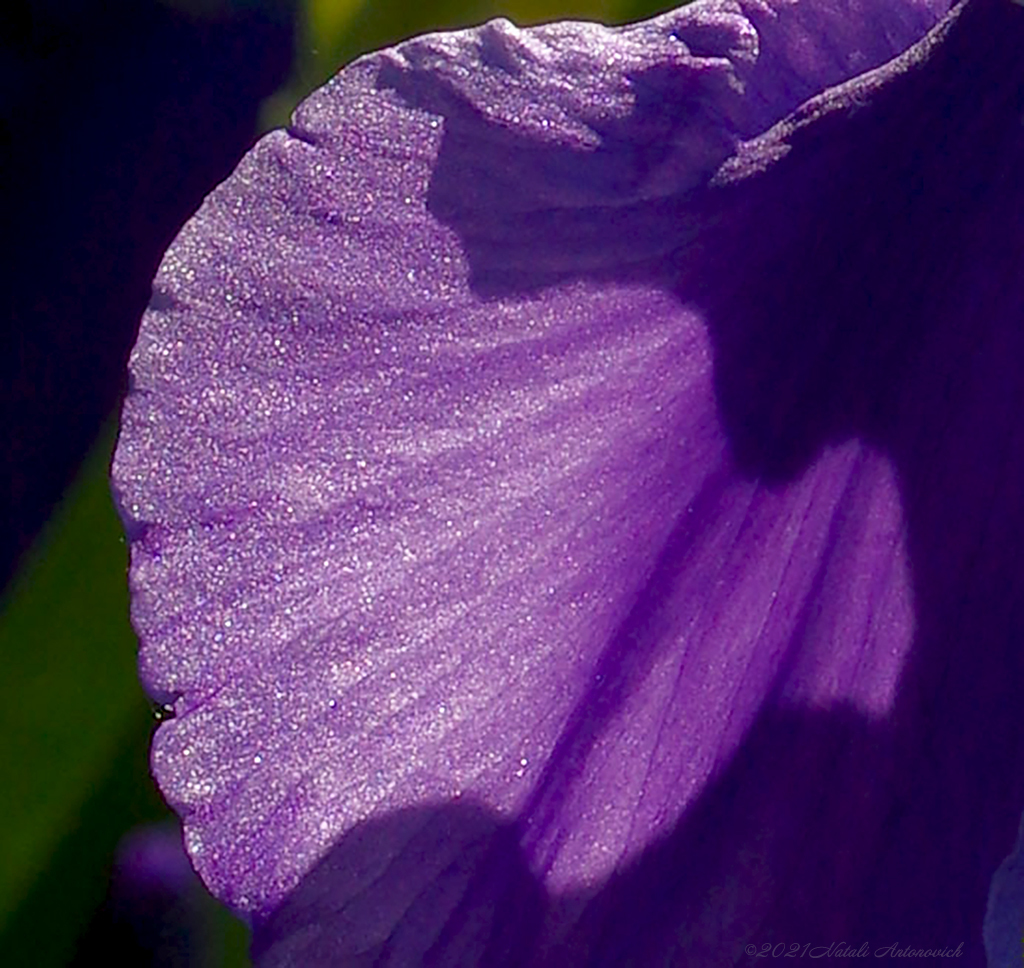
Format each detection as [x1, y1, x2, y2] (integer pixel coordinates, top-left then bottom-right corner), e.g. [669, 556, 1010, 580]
[148, 287, 180, 312]
[152, 702, 176, 723]
[287, 124, 319, 147]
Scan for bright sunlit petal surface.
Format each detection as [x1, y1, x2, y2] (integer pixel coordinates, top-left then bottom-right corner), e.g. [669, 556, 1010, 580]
[112, 0, 1024, 963]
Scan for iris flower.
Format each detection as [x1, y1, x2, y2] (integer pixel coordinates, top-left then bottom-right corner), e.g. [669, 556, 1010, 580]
[112, 0, 1024, 962]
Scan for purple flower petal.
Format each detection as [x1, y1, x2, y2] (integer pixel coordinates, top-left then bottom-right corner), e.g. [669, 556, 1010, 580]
[985, 810, 1024, 965]
[112, 0, 1024, 962]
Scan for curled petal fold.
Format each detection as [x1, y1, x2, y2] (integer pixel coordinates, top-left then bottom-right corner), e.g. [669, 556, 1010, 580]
[113, 0, 1024, 962]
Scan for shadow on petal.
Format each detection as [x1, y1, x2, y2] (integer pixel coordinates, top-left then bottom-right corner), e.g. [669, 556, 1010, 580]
[252, 705, 949, 964]
[269, 0, 1024, 961]
[252, 800, 544, 966]
[119, 2, 1024, 962]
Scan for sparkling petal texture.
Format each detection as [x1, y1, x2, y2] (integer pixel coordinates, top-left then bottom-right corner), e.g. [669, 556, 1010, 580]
[111, 0, 1024, 963]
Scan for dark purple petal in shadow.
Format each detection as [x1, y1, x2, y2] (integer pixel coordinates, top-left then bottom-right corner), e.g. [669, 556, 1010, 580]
[95, 823, 217, 967]
[112, 0, 1024, 964]
[985, 810, 1024, 965]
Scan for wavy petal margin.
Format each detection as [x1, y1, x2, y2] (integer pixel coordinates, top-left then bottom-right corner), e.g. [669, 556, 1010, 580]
[112, 0, 1024, 963]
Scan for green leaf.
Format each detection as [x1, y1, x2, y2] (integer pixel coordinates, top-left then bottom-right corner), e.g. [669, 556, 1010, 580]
[0, 426, 147, 933]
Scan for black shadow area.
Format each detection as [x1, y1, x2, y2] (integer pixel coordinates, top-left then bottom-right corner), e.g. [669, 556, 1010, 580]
[1, 0, 294, 590]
